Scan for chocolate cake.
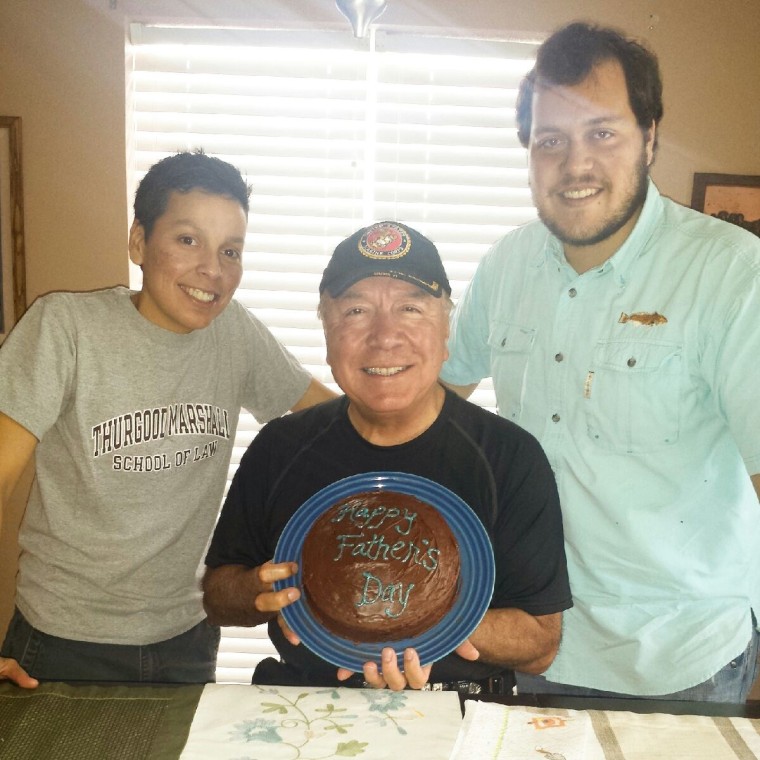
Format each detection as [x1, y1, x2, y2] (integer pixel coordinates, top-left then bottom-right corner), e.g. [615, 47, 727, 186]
[301, 490, 460, 643]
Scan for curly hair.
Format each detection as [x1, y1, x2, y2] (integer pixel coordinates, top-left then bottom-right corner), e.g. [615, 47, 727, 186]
[516, 22, 663, 150]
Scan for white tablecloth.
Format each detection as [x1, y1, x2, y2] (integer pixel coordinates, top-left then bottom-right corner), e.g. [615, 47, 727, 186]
[180, 684, 462, 759]
[178, 684, 760, 759]
[450, 700, 760, 760]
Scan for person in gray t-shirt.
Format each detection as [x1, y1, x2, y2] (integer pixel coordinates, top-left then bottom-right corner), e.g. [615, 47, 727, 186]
[0, 151, 333, 688]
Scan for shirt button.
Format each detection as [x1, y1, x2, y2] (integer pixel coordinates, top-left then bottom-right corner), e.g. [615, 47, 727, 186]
[555, 353, 564, 362]
[568, 288, 577, 298]
[627, 357, 637, 367]
[551, 413, 560, 423]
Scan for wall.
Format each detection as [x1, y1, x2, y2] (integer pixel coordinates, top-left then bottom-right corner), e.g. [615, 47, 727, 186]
[1, 0, 759, 647]
[113, 0, 760, 203]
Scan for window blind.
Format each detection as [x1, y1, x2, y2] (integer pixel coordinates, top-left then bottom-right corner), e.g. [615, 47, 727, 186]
[128, 25, 537, 683]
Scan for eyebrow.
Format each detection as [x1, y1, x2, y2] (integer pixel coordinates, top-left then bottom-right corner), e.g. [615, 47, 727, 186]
[533, 114, 627, 135]
[170, 219, 246, 246]
[337, 285, 431, 300]
[584, 115, 626, 127]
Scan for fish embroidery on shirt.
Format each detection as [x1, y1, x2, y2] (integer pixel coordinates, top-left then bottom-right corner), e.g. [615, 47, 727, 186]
[618, 311, 668, 326]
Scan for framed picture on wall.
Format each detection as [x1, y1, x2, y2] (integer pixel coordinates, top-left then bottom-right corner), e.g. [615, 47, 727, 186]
[691, 173, 760, 237]
[0, 115, 26, 344]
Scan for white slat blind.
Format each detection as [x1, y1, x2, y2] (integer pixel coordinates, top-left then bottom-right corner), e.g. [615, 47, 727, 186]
[129, 25, 536, 683]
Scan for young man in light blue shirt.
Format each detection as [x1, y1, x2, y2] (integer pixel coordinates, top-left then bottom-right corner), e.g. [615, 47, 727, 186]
[441, 22, 760, 701]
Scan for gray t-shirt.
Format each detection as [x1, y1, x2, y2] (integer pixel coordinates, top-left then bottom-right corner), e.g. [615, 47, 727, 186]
[0, 287, 310, 644]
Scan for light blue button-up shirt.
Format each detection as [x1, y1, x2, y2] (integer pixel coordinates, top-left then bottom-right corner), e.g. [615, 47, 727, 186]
[441, 181, 760, 694]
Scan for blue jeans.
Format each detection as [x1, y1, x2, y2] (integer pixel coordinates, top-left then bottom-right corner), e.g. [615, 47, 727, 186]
[516, 625, 760, 703]
[1, 608, 220, 684]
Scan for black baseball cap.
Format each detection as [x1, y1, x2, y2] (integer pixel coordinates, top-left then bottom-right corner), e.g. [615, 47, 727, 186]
[319, 221, 451, 298]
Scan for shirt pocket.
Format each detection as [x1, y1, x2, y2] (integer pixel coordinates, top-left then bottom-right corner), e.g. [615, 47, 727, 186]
[585, 340, 682, 453]
[487, 321, 537, 423]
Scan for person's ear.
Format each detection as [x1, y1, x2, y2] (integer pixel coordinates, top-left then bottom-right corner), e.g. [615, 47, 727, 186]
[128, 220, 146, 267]
[644, 120, 656, 167]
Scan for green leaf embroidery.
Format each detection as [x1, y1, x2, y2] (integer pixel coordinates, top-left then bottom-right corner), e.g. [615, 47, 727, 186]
[335, 739, 369, 756]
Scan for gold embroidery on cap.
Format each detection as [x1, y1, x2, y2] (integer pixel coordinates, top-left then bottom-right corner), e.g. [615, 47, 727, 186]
[371, 271, 440, 292]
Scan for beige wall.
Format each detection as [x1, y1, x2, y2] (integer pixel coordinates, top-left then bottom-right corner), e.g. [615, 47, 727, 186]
[1, 0, 759, 644]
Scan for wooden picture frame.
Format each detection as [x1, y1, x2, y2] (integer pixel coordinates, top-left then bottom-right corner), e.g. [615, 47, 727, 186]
[0, 115, 26, 343]
[691, 173, 760, 237]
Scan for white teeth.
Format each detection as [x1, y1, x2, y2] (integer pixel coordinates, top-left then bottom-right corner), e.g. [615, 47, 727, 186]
[364, 366, 405, 376]
[562, 188, 598, 200]
[184, 287, 215, 303]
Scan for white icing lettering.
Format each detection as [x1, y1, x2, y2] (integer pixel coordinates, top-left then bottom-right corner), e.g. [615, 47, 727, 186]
[355, 572, 415, 618]
[335, 532, 440, 572]
[331, 501, 416, 535]
[422, 546, 440, 572]
[335, 533, 363, 560]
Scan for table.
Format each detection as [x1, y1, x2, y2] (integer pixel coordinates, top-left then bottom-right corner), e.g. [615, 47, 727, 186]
[1, 681, 759, 760]
[466, 692, 760, 718]
[453, 695, 760, 760]
[0, 681, 464, 759]
[0, 681, 202, 760]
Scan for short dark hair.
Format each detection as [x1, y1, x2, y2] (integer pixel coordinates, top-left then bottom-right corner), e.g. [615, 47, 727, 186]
[133, 150, 252, 239]
[516, 22, 663, 149]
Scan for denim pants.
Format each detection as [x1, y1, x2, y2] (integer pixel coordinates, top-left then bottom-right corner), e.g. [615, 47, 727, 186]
[1, 608, 220, 684]
[516, 624, 760, 703]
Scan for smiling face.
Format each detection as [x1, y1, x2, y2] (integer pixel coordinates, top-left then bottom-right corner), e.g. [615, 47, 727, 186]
[321, 278, 450, 443]
[528, 58, 655, 270]
[129, 189, 246, 333]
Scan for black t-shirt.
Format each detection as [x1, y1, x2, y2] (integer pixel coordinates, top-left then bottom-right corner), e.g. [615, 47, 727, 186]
[206, 389, 571, 682]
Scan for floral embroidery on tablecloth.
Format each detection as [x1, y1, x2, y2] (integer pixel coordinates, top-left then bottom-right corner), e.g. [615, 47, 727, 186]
[224, 686, 427, 758]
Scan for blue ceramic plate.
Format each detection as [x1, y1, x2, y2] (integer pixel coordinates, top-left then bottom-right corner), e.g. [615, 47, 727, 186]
[273, 471, 494, 673]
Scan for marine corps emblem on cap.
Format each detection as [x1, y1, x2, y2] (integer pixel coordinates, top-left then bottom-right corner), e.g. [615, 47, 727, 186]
[319, 220, 451, 298]
[359, 222, 411, 260]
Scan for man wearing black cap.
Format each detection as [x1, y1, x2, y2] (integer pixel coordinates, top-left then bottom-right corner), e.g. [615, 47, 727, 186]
[202, 222, 571, 691]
